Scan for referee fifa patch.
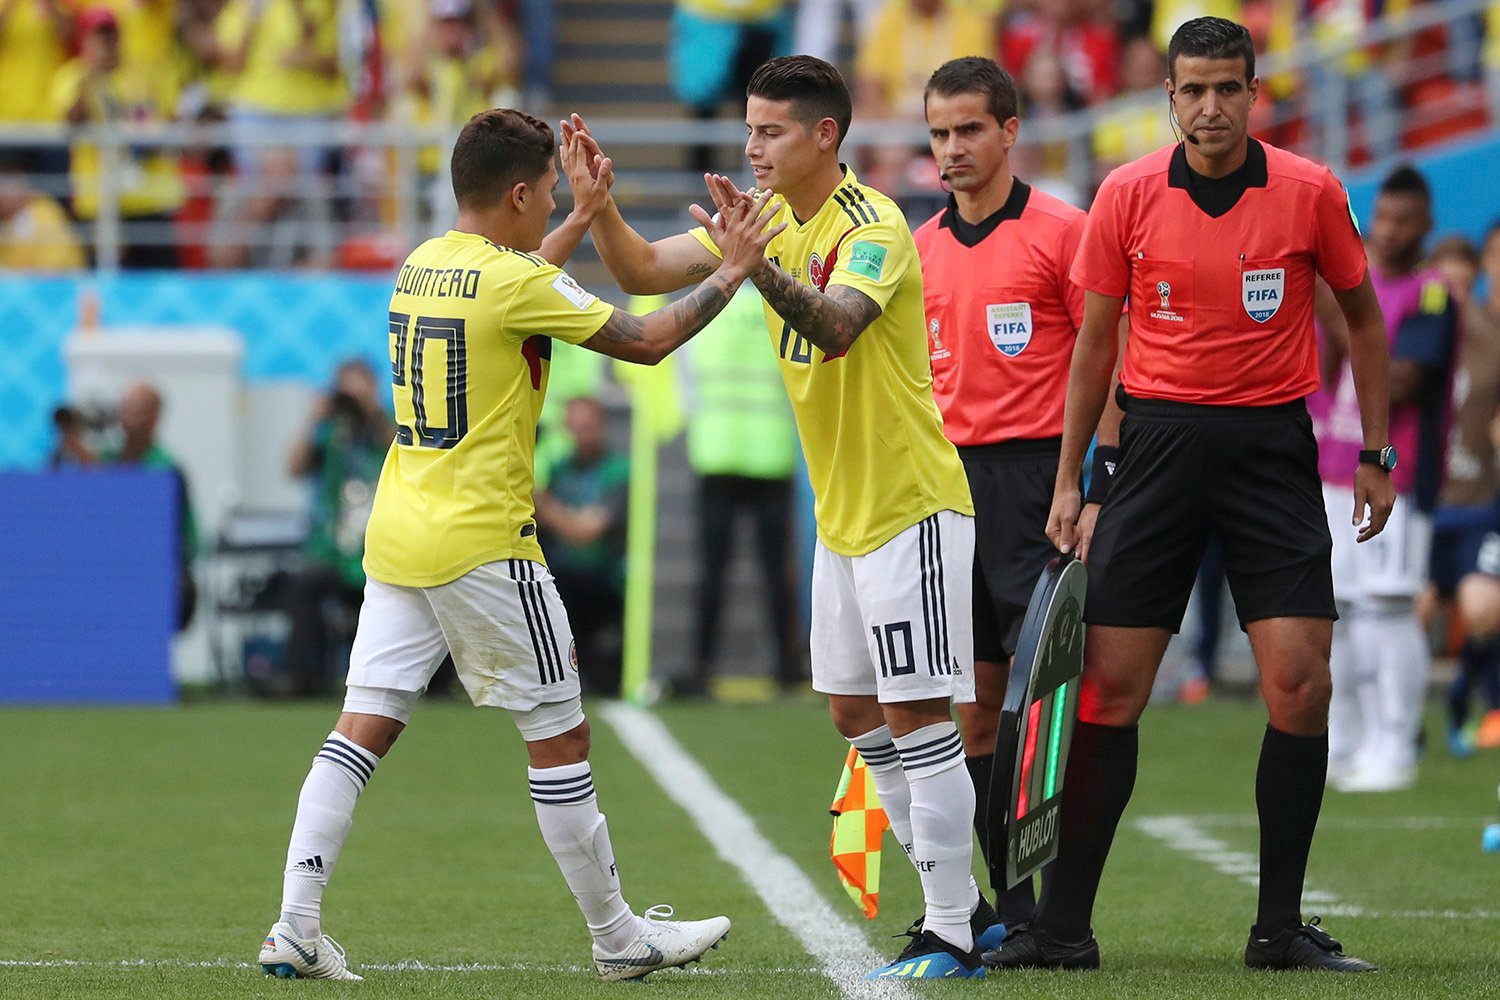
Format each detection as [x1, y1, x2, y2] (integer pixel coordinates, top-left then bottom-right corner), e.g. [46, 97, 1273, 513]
[1242, 268, 1285, 323]
[847, 241, 887, 281]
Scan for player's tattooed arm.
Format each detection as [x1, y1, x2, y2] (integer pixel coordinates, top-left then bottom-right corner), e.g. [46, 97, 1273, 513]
[585, 194, 780, 364]
[583, 272, 739, 365]
[750, 263, 881, 356]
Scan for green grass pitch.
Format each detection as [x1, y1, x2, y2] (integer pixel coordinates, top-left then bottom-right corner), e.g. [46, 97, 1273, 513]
[2, 697, 1496, 998]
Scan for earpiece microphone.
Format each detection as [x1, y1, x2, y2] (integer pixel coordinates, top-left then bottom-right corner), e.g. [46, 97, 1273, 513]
[1168, 92, 1199, 145]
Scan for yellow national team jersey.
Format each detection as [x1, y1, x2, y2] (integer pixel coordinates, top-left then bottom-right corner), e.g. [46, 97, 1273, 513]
[693, 168, 972, 556]
[364, 231, 615, 587]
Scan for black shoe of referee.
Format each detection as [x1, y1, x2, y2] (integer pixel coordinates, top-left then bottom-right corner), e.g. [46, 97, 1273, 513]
[980, 924, 1100, 970]
[1244, 918, 1377, 972]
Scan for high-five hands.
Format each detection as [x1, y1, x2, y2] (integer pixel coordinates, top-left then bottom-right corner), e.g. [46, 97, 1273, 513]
[688, 177, 784, 284]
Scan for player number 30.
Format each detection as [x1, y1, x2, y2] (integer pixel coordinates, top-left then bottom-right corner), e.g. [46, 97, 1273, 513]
[388, 311, 470, 449]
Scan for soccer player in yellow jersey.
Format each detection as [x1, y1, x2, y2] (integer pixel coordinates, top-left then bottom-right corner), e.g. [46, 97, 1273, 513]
[569, 56, 989, 978]
[256, 108, 783, 983]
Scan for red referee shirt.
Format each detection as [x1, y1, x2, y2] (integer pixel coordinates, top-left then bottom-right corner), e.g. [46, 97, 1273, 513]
[1071, 139, 1368, 406]
[915, 180, 1087, 446]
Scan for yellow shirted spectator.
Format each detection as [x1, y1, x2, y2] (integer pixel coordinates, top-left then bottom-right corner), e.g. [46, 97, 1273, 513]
[855, 0, 994, 120]
[95, 0, 181, 114]
[0, 0, 75, 125]
[51, 7, 184, 267]
[211, 0, 349, 268]
[0, 154, 85, 270]
[1091, 35, 1174, 173]
[1150, 0, 1242, 53]
[403, 0, 521, 175]
[217, 0, 347, 117]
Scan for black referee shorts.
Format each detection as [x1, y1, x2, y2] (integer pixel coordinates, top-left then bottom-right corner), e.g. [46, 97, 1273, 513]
[1085, 389, 1335, 631]
[959, 438, 1062, 662]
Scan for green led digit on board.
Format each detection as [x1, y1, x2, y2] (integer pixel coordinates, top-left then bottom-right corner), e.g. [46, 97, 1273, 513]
[1044, 682, 1068, 799]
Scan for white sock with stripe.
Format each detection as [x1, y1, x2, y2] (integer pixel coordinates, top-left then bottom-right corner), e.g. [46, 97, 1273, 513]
[848, 725, 916, 864]
[895, 721, 977, 953]
[279, 732, 380, 939]
[529, 761, 640, 953]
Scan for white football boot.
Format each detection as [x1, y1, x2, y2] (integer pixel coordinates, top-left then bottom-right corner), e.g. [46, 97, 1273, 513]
[592, 905, 731, 981]
[259, 920, 363, 981]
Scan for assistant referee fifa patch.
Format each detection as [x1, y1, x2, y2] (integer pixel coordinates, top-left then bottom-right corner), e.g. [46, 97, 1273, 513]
[847, 241, 887, 281]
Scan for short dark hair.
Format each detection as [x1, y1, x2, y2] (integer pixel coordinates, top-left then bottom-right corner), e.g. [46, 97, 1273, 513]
[1378, 164, 1431, 207]
[450, 108, 554, 209]
[746, 55, 853, 149]
[924, 57, 1019, 126]
[1167, 16, 1255, 82]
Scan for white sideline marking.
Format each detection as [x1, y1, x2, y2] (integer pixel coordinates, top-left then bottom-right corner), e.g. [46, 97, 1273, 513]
[1181, 814, 1487, 832]
[601, 702, 916, 1000]
[1134, 815, 1498, 921]
[0, 958, 803, 975]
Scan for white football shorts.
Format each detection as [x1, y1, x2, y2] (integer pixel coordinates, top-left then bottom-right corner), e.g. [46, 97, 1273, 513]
[811, 509, 976, 704]
[1323, 484, 1432, 602]
[346, 558, 581, 716]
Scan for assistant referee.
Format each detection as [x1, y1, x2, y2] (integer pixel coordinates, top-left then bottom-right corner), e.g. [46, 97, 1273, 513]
[987, 18, 1395, 973]
[914, 56, 1087, 937]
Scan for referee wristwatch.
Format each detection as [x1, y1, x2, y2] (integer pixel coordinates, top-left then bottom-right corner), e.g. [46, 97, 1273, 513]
[1358, 446, 1398, 473]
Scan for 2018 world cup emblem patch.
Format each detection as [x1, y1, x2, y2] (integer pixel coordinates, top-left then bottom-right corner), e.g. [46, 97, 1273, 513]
[1242, 268, 1285, 323]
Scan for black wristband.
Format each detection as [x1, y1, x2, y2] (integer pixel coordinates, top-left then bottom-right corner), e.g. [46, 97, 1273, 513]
[1085, 445, 1120, 505]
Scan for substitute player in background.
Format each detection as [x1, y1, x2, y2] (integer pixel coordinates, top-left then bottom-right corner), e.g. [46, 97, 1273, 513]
[914, 55, 1086, 939]
[256, 108, 783, 982]
[1314, 165, 1457, 793]
[992, 18, 1392, 973]
[569, 55, 991, 978]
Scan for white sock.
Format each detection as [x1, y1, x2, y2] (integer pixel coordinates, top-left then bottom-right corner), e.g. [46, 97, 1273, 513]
[279, 732, 379, 938]
[529, 762, 639, 953]
[1353, 597, 1429, 772]
[848, 725, 915, 866]
[1327, 610, 1361, 775]
[894, 722, 978, 952]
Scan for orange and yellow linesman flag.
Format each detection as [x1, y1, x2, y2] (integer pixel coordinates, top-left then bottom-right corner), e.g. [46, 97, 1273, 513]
[829, 748, 889, 920]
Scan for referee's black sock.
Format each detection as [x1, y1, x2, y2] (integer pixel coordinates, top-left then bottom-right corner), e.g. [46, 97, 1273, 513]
[1253, 724, 1327, 938]
[1036, 721, 1138, 944]
[967, 753, 1038, 927]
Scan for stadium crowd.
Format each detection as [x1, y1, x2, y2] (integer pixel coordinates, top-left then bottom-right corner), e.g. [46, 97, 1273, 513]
[0, 0, 1497, 269]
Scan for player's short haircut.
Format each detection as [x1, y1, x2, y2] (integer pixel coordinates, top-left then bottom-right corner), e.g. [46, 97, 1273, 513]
[1167, 16, 1255, 82]
[1378, 164, 1432, 208]
[747, 55, 853, 150]
[924, 57, 1019, 126]
[450, 108, 554, 209]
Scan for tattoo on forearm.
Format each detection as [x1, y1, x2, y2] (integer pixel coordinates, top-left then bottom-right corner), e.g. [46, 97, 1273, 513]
[751, 264, 880, 354]
[685, 262, 712, 278]
[662, 273, 735, 337]
[596, 310, 646, 344]
[596, 274, 736, 351]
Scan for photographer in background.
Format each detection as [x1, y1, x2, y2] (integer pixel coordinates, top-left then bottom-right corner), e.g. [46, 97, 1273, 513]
[102, 383, 199, 630]
[281, 359, 392, 696]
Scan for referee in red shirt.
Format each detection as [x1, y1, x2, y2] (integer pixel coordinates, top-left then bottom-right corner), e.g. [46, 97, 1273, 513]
[988, 18, 1394, 972]
[913, 56, 1087, 942]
